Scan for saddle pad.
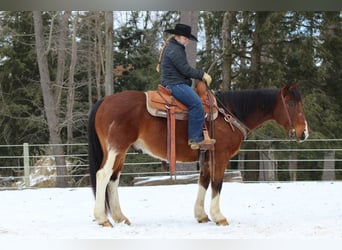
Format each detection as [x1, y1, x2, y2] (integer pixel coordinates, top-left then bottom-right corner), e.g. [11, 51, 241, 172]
[145, 91, 188, 119]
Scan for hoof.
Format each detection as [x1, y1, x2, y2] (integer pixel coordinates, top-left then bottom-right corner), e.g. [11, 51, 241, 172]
[215, 219, 229, 226]
[114, 217, 131, 225]
[124, 219, 131, 225]
[197, 217, 211, 224]
[100, 220, 113, 227]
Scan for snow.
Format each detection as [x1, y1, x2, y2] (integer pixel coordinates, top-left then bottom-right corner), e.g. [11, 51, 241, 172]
[0, 182, 341, 239]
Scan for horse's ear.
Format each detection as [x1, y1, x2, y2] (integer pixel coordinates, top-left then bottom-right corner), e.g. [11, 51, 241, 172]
[289, 83, 299, 91]
[282, 84, 291, 93]
[283, 83, 299, 92]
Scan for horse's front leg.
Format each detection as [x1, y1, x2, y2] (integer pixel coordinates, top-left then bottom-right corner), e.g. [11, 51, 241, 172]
[210, 169, 229, 226]
[194, 165, 211, 223]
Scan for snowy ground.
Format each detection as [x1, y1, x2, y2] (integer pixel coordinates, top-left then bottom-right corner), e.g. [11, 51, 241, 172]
[0, 181, 341, 239]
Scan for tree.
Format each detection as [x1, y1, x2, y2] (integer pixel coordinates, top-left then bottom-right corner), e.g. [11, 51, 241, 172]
[66, 14, 78, 151]
[0, 12, 47, 145]
[320, 12, 342, 139]
[1, 11, 342, 183]
[104, 11, 114, 95]
[198, 11, 225, 89]
[113, 11, 161, 91]
[180, 11, 199, 87]
[33, 11, 68, 187]
[221, 11, 235, 90]
[180, 11, 199, 68]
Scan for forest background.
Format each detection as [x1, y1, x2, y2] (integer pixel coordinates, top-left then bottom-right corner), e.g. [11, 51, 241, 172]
[0, 11, 341, 186]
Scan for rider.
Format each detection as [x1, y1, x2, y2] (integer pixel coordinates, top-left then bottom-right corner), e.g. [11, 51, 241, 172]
[156, 23, 215, 150]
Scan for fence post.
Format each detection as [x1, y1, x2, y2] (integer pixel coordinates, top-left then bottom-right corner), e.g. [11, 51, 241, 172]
[289, 152, 298, 181]
[23, 143, 30, 188]
[322, 151, 335, 181]
[259, 149, 276, 181]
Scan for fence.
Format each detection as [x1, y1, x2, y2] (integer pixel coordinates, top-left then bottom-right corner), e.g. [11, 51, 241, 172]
[0, 139, 341, 189]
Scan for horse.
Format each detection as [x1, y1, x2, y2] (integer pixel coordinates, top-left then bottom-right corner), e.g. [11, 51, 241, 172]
[88, 83, 309, 227]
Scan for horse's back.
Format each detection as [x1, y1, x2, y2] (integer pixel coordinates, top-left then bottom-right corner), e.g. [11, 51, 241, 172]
[100, 90, 146, 115]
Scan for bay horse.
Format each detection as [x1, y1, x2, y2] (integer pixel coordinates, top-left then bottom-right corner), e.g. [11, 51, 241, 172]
[88, 83, 309, 227]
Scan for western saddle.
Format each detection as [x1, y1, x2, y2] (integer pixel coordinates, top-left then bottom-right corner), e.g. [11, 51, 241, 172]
[145, 81, 217, 177]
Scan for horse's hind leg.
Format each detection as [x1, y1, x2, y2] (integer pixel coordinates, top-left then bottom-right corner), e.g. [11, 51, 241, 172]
[93, 149, 117, 227]
[107, 168, 131, 225]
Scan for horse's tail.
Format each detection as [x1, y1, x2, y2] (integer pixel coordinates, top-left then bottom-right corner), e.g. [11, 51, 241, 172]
[88, 98, 104, 197]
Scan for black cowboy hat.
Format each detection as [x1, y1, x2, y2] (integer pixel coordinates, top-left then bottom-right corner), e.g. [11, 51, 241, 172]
[164, 23, 198, 42]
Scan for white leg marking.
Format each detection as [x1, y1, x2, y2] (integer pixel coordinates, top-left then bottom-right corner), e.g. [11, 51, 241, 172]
[93, 149, 117, 225]
[210, 194, 227, 224]
[304, 120, 309, 140]
[107, 173, 131, 225]
[194, 185, 209, 222]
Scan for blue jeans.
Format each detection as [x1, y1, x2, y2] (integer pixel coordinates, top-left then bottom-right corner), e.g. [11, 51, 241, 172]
[166, 83, 204, 143]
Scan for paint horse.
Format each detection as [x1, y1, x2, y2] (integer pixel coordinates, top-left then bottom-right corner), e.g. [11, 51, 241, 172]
[88, 83, 309, 227]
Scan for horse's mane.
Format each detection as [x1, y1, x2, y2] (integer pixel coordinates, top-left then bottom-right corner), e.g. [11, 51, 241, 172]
[215, 88, 279, 122]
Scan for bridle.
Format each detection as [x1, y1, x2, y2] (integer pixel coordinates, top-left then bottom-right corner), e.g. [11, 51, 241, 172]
[280, 88, 297, 139]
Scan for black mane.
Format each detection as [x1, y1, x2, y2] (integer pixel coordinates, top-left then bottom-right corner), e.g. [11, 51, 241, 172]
[215, 88, 279, 122]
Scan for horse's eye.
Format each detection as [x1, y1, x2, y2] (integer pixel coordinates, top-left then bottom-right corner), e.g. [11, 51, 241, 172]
[288, 100, 296, 108]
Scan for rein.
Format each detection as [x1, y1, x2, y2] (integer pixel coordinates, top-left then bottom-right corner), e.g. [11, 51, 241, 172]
[212, 90, 249, 140]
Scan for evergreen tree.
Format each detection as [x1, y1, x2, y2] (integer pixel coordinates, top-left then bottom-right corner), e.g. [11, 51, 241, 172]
[0, 11, 47, 145]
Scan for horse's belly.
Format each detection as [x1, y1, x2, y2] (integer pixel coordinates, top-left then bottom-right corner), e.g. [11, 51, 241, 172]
[132, 139, 167, 161]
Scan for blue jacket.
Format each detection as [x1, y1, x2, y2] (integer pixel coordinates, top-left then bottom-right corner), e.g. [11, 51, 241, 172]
[161, 39, 204, 86]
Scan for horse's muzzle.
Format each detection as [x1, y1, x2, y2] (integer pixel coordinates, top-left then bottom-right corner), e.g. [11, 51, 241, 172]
[289, 127, 309, 142]
[296, 128, 309, 142]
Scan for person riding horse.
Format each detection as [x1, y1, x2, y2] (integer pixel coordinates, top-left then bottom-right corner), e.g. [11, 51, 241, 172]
[156, 23, 215, 150]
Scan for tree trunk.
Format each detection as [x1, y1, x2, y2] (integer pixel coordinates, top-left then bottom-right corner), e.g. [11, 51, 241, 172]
[55, 11, 70, 116]
[221, 11, 234, 91]
[95, 16, 102, 99]
[104, 11, 114, 95]
[251, 12, 268, 88]
[88, 40, 93, 111]
[33, 11, 68, 187]
[203, 13, 213, 65]
[66, 14, 78, 153]
[180, 11, 199, 68]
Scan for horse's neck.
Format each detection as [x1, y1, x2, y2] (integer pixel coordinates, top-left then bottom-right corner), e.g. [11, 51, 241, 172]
[244, 111, 275, 131]
[236, 90, 278, 131]
[219, 88, 279, 132]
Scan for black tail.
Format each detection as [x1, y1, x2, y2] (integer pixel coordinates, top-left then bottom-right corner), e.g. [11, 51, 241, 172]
[88, 98, 104, 197]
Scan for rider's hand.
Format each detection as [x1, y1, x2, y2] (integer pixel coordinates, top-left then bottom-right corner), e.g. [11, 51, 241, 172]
[202, 73, 212, 86]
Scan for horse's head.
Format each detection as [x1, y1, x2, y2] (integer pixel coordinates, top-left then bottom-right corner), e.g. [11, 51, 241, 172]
[276, 84, 309, 142]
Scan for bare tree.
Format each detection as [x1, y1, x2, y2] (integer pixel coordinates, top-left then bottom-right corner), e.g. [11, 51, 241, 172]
[33, 11, 68, 187]
[95, 14, 104, 99]
[104, 11, 114, 95]
[55, 11, 71, 116]
[66, 14, 78, 152]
